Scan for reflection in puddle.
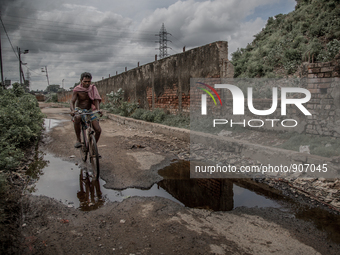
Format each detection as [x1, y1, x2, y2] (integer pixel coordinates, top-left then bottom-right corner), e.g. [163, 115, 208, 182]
[158, 161, 280, 211]
[30, 154, 279, 212]
[30, 153, 183, 211]
[78, 170, 104, 211]
[44, 118, 66, 132]
[159, 161, 340, 244]
[25, 151, 49, 193]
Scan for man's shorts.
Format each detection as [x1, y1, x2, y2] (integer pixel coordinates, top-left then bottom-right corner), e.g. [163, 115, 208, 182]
[75, 107, 98, 123]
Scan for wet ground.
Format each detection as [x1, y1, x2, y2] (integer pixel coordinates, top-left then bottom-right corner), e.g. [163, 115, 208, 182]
[27, 147, 340, 245]
[27, 151, 280, 211]
[17, 106, 340, 254]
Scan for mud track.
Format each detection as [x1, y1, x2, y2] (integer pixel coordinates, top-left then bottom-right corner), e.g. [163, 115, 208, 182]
[17, 105, 340, 254]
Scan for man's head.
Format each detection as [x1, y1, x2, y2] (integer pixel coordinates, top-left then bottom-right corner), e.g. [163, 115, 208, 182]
[80, 72, 92, 88]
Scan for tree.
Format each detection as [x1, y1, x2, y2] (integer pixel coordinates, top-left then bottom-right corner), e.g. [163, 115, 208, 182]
[44, 84, 61, 93]
[12, 82, 25, 97]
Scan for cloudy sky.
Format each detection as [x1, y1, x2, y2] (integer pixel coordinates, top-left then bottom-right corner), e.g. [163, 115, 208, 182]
[0, 0, 296, 91]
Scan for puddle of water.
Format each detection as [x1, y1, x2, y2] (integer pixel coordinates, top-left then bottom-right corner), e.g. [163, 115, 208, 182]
[158, 160, 281, 211]
[44, 118, 66, 132]
[29, 153, 183, 211]
[29, 153, 280, 212]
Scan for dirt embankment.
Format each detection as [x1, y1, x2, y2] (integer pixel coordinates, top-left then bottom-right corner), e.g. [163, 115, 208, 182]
[2, 104, 340, 255]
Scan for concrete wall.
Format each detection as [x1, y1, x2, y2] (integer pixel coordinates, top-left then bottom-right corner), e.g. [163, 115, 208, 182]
[58, 41, 233, 114]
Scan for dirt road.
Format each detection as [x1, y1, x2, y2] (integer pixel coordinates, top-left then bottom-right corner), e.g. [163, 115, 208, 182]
[18, 105, 340, 254]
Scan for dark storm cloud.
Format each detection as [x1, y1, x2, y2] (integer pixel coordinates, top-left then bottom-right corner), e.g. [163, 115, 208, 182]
[1, 0, 295, 90]
[1, 0, 134, 89]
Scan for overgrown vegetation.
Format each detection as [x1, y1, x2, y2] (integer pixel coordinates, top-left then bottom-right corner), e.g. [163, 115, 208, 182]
[232, 0, 340, 78]
[131, 108, 190, 129]
[103, 88, 139, 116]
[102, 89, 190, 129]
[0, 84, 45, 170]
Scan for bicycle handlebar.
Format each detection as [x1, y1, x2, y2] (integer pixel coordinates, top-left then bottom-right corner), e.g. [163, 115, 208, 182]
[75, 110, 101, 115]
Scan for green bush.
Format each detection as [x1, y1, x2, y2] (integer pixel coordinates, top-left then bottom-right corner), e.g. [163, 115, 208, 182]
[51, 94, 58, 102]
[140, 111, 155, 122]
[130, 108, 147, 119]
[105, 89, 139, 117]
[130, 107, 190, 129]
[318, 39, 340, 61]
[161, 113, 190, 129]
[119, 101, 139, 117]
[0, 87, 44, 170]
[231, 0, 340, 77]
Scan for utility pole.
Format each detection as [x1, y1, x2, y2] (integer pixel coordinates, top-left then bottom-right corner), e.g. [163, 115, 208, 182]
[41, 66, 50, 86]
[0, 12, 4, 88]
[18, 47, 22, 85]
[155, 23, 172, 59]
[0, 24, 4, 87]
[17, 47, 29, 85]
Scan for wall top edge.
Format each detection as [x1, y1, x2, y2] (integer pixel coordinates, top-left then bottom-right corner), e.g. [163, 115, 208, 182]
[94, 41, 229, 83]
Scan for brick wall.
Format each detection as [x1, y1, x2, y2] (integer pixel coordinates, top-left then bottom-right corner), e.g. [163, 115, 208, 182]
[58, 41, 233, 114]
[304, 53, 340, 137]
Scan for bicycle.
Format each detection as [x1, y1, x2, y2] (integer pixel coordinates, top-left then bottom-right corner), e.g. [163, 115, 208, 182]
[73, 110, 100, 180]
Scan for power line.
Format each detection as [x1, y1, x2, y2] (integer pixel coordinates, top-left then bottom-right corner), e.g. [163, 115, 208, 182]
[3, 14, 157, 35]
[0, 35, 156, 47]
[0, 16, 18, 60]
[2, 22, 155, 41]
[23, 65, 44, 76]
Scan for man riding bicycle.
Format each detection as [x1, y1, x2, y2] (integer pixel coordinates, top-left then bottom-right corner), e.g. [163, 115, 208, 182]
[70, 72, 102, 149]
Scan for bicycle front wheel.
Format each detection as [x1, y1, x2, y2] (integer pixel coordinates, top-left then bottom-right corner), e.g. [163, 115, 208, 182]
[80, 127, 88, 162]
[89, 134, 100, 180]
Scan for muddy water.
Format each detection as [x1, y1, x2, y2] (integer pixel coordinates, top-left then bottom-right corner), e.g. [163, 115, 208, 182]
[28, 153, 183, 211]
[28, 152, 281, 211]
[34, 119, 281, 212]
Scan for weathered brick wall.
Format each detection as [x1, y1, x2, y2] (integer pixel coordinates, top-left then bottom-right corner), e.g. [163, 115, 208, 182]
[58, 92, 72, 104]
[58, 41, 233, 114]
[304, 53, 340, 137]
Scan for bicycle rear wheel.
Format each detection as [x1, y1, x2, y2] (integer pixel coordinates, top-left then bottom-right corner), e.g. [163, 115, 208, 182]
[89, 134, 100, 180]
[80, 127, 88, 162]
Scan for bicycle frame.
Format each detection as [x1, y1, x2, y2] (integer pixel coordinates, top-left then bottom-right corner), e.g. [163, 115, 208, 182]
[74, 111, 100, 180]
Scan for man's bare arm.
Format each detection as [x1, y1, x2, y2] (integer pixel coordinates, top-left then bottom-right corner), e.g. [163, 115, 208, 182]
[94, 99, 103, 116]
[70, 91, 78, 116]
